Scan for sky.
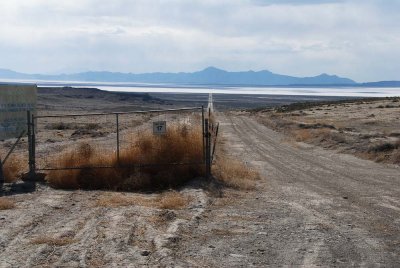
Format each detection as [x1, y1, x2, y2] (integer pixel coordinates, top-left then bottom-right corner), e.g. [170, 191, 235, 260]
[0, 0, 399, 82]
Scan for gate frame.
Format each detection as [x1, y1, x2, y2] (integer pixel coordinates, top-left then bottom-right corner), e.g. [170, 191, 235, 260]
[27, 106, 214, 179]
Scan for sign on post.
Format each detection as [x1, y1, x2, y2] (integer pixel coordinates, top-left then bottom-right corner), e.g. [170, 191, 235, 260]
[0, 84, 37, 140]
[153, 121, 167, 135]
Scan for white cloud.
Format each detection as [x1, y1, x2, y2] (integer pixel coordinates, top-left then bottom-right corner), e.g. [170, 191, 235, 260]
[0, 0, 399, 81]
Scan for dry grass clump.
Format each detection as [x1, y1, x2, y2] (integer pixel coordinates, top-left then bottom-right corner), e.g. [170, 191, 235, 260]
[366, 140, 400, 164]
[293, 129, 313, 142]
[47, 123, 203, 191]
[31, 236, 75, 246]
[293, 128, 400, 164]
[393, 149, 400, 164]
[46, 122, 100, 130]
[368, 141, 399, 153]
[96, 193, 157, 208]
[1, 153, 27, 183]
[293, 128, 348, 144]
[47, 143, 120, 190]
[213, 157, 259, 190]
[96, 191, 188, 210]
[158, 191, 187, 209]
[0, 197, 15, 210]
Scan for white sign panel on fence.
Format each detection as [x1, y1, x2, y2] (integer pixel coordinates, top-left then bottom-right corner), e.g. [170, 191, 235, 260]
[0, 84, 37, 140]
[153, 121, 167, 135]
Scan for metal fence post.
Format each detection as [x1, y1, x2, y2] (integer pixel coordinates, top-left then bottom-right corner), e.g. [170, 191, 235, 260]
[211, 122, 219, 162]
[202, 106, 205, 162]
[27, 111, 33, 178]
[27, 111, 36, 180]
[116, 113, 120, 164]
[0, 157, 4, 184]
[208, 121, 212, 177]
[205, 119, 211, 178]
[31, 113, 36, 174]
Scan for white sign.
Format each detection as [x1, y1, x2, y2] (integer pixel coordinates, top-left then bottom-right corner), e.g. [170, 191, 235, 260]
[0, 84, 37, 140]
[153, 121, 167, 135]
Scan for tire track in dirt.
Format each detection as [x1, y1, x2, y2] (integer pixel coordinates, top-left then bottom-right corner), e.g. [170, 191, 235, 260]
[229, 115, 400, 264]
[226, 116, 389, 265]
[173, 113, 400, 267]
[0, 186, 209, 267]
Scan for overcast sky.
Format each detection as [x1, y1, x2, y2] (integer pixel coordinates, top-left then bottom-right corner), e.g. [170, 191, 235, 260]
[0, 0, 399, 82]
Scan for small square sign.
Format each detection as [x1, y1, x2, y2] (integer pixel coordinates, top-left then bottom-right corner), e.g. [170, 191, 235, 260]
[153, 121, 166, 135]
[0, 84, 37, 140]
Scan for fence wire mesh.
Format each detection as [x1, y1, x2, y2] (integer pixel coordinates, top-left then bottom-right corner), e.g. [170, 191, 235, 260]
[33, 108, 205, 171]
[0, 130, 30, 180]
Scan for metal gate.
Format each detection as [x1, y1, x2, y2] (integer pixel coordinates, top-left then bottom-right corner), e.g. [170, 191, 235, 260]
[25, 106, 217, 180]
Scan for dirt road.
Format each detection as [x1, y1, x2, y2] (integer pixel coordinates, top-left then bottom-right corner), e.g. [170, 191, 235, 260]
[173, 114, 400, 267]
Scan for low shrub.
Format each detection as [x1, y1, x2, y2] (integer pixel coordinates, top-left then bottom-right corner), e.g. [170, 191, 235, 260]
[293, 129, 313, 142]
[158, 191, 187, 209]
[368, 142, 399, 153]
[393, 149, 400, 164]
[1, 153, 27, 183]
[0, 197, 15, 210]
[213, 157, 259, 190]
[47, 123, 204, 191]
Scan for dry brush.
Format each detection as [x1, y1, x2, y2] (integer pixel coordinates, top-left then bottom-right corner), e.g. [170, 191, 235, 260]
[47, 123, 204, 191]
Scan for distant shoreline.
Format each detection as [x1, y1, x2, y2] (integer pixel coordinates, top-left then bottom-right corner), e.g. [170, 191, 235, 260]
[2, 78, 400, 88]
[1, 79, 399, 97]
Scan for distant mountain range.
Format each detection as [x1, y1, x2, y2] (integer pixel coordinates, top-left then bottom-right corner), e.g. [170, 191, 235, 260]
[0, 67, 399, 87]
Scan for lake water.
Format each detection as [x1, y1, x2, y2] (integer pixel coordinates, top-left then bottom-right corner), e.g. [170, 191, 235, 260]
[100, 85, 400, 97]
[2, 79, 400, 97]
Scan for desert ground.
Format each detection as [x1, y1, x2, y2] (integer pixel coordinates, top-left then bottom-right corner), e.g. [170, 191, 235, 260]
[1, 87, 399, 267]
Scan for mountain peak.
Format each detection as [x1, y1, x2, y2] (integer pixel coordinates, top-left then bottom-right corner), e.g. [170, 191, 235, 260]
[318, 73, 336, 77]
[201, 66, 225, 73]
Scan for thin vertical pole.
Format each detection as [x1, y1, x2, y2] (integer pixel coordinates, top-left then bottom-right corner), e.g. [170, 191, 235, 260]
[116, 113, 120, 164]
[205, 119, 211, 178]
[211, 123, 219, 162]
[27, 111, 34, 179]
[201, 106, 205, 162]
[31, 113, 36, 179]
[0, 157, 4, 184]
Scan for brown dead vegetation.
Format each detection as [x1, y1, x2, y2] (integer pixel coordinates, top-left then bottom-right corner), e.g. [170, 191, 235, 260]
[47, 123, 203, 191]
[393, 149, 400, 164]
[31, 236, 75, 246]
[213, 157, 259, 190]
[95, 193, 156, 208]
[96, 191, 188, 210]
[1, 153, 27, 183]
[0, 197, 15, 210]
[158, 191, 187, 209]
[294, 129, 314, 142]
[256, 98, 400, 165]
